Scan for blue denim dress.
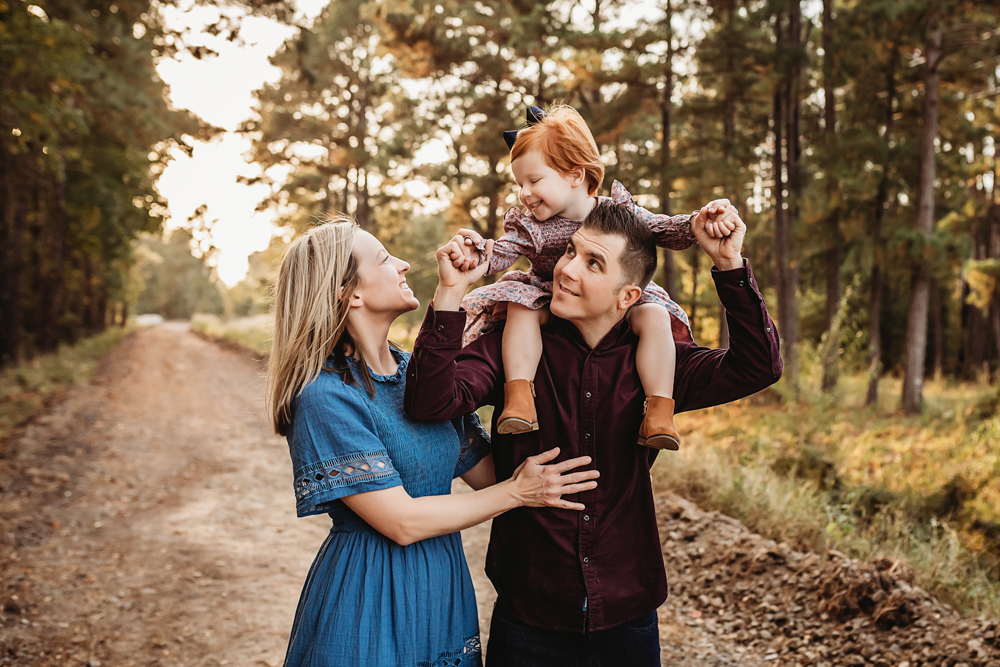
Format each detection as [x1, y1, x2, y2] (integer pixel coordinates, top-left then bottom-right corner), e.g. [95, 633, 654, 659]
[283, 350, 490, 667]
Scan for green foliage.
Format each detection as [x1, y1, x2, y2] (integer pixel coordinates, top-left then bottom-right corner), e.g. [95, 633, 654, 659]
[191, 313, 272, 356]
[131, 230, 225, 319]
[0, 0, 213, 365]
[655, 373, 1000, 615]
[0, 326, 127, 452]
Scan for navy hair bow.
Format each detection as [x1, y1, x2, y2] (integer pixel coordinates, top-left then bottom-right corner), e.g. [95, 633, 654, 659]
[503, 106, 546, 150]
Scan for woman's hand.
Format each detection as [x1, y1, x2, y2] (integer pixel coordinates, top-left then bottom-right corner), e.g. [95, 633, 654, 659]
[508, 447, 599, 510]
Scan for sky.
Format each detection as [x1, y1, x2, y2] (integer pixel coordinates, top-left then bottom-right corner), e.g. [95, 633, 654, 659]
[155, 1, 325, 286]
[152, 0, 722, 287]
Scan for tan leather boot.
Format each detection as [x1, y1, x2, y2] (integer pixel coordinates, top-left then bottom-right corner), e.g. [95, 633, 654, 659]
[637, 396, 681, 450]
[497, 380, 538, 434]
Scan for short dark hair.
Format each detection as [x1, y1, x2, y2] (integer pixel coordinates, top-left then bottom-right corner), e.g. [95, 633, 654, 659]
[580, 199, 657, 289]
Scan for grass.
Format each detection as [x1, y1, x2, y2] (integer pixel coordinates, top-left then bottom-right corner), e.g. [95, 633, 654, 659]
[0, 327, 129, 452]
[190, 314, 422, 359]
[655, 371, 1000, 618]
[191, 314, 273, 356]
[185, 315, 1000, 617]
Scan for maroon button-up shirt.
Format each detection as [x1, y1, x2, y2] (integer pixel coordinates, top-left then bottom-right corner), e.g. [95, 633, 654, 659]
[404, 260, 781, 632]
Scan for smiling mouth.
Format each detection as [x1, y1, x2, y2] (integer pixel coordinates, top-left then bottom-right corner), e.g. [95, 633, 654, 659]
[400, 281, 411, 291]
[557, 281, 579, 297]
[528, 200, 543, 211]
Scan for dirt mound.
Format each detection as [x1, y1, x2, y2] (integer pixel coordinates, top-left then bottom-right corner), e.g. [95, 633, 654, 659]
[657, 493, 1000, 666]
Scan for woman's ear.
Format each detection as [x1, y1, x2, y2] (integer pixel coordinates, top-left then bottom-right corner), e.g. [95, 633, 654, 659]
[340, 285, 363, 310]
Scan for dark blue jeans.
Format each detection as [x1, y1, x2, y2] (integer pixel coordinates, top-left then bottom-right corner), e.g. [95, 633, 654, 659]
[485, 603, 660, 667]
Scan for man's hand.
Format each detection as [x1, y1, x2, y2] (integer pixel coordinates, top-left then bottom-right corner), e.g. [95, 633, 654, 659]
[433, 234, 494, 311]
[692, 201, 745, 271]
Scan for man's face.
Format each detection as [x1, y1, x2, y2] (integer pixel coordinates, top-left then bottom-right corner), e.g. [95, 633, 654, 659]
[550, 229, 631, 323]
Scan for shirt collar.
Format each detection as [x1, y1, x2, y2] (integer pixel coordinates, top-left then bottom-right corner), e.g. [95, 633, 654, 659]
[547, 314, 634, 353]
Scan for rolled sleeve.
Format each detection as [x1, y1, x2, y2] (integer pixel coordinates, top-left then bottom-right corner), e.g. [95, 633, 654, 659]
[405, 302, 503, 422]
[711, 260, 782, 380]
[451, 412, 492, 478]
[674, 259, 782, 413]
[288, 377, 403, 518]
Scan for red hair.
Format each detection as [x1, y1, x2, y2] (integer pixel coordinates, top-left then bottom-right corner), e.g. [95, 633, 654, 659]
[509, 105, 605, 196]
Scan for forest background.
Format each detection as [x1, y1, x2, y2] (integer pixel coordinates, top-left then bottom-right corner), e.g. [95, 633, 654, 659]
[2, 0, 1000, 615]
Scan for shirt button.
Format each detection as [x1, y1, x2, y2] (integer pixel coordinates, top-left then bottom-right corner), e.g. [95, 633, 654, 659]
[584, 433, 591, 440]
[766, 327, 772, 333]
[436, 325, 445, 331]
[586, 392, 592, 399]
[584, 515, 590, 522]
[583, 557, 589, 564]
[739, 280, 745, 287]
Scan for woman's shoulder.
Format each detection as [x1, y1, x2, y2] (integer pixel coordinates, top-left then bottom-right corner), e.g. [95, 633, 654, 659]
[295, 351, 411, 410]
[295, 364, 367, 414]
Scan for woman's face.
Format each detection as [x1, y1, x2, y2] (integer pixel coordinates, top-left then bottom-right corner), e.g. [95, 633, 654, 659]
[350, 231, 419, 318]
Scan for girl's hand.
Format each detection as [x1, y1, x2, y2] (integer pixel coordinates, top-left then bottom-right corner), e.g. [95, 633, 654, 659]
[508, 447, 599, 510]
[452, 228, 491, 271]
[433, 237, 496, 310]
[699, 199, 738, 239]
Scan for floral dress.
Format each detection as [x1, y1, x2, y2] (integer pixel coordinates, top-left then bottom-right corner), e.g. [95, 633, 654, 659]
[283, 349, 491, 667]
[462, 180, 698, 345]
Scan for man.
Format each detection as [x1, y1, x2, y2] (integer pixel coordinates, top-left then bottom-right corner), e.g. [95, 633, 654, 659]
[404, 199, 781, 666]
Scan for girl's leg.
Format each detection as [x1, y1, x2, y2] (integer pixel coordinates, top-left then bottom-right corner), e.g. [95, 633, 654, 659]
[498, 303, 544, 434]
[629, 303, 681, 450]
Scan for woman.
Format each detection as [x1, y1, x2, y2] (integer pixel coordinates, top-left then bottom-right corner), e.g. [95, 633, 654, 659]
[266, 219, 599, 667]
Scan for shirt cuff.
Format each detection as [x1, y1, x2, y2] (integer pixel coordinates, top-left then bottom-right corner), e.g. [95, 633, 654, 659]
[711, 259, 764, 309]
[416, 302, 468, 350]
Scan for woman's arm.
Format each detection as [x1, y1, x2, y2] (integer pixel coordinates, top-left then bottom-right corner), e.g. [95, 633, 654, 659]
[460, 454, 496, 491]
[343, 448, 598, 546]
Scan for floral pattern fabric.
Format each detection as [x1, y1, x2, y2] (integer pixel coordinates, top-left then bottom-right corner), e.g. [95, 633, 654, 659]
[462, 180, 698, 345]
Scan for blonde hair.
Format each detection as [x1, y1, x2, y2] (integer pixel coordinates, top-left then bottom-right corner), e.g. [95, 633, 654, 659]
[266, 219, 367, 436]
[509, 105, 605, 196]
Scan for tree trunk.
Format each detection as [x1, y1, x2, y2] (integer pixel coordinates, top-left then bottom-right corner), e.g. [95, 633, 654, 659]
[355, 78, 371, 230]
[866, 44, 897, 406]
[659, 0, 677, 300]
[931, 277, 944, 378]
[902, 25, 942, 414]
[991, 204, 1000, 370]
[785, 0, 802, 399]
[773, 11, 799, 399]
[357, 168, 370, 230]
[866, 262, 882, 406]
[0, 152, 26, 366]
[41, 153, 67, 351]
[821, 0, 840, 392]
[720, 0, 736, 353]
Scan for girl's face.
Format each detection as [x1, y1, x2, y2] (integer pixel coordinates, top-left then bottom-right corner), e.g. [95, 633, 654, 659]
[511, 149, 588, 221]
[349, 231, 420, 318]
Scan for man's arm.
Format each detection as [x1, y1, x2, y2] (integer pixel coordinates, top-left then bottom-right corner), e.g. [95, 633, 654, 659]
[672, 203, 782, 410]
[674, 260, 782, 412]
[403, 302, 504, 422]
[404, 234, 504, 422]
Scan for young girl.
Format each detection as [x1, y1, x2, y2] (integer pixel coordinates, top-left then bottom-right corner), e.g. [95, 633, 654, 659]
[458, 105, 736, 450]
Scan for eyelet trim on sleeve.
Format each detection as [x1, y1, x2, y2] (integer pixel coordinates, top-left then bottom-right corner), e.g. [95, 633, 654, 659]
[294, 451, 399, 503]
[417, 635, 482, 667]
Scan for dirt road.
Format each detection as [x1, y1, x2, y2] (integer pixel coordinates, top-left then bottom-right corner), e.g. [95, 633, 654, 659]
[1, 325, 997, 666]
